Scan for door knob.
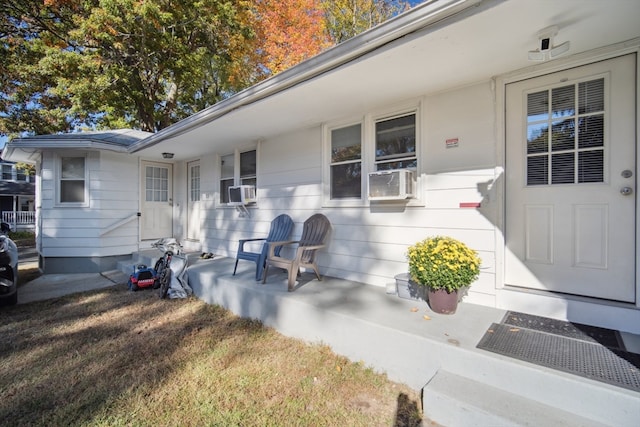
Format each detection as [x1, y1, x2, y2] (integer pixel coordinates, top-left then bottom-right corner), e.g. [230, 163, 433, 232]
[620, 187, 633, 196]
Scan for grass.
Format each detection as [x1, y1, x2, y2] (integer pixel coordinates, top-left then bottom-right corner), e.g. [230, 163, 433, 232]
[0, 283, 426, 426]
[8, 230, 35, 248]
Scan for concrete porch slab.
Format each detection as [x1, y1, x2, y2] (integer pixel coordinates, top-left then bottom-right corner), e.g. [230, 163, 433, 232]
[180, 255, 640, 426]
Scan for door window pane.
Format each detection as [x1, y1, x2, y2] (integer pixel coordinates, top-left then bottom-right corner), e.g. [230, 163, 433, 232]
[145, 166, 168, 202]
[526, 78, 605, 186]
[190, 165, 200, 202]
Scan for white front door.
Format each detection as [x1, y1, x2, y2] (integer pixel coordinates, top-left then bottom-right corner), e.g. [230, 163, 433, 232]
[505, 54, 636, 302]
[141, 161, 173, 240]
[186, 161, 201, 241]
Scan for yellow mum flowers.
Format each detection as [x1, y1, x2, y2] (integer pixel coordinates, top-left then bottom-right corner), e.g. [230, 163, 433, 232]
[407, 236, 481, 293]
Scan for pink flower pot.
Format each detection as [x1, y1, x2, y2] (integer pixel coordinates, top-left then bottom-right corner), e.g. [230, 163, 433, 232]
[427, 288, 458, 314]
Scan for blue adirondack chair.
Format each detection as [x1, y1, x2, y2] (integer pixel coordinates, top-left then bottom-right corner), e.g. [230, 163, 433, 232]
[233, 214, 294, 281]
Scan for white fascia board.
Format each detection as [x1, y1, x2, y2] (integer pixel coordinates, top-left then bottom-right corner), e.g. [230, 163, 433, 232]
[2, 140, 129, 164]
[129, 0, 494, 153]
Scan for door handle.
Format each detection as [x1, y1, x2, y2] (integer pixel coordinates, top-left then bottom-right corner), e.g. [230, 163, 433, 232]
[620, 187, 633, 196]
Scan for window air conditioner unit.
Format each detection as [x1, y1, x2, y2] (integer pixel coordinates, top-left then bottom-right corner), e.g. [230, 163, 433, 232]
[228, 185, 257, 205]
[368, 169, 415, 200]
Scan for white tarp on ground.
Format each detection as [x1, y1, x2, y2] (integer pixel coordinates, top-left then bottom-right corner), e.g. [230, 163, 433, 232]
[153, 237, 192, 299]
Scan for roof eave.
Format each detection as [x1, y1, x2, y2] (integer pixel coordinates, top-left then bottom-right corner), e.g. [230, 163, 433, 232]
[129, 0, 492, 153]
[2, 139, 129, 164]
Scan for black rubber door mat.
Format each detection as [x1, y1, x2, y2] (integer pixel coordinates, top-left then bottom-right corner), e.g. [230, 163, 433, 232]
[477, 322, 640, 392]
[501, 311, 625, 350]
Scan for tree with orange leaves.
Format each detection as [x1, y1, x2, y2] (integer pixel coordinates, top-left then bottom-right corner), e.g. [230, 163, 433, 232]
[253, 0, 331, 75]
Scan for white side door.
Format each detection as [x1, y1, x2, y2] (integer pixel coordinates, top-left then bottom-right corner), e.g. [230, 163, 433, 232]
[505, 54, 636, 302]
[186, 161, 201, 241]
[141, 161, 173, 240]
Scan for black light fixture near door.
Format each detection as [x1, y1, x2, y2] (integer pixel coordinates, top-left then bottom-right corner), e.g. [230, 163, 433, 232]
[162, 152, 174, 159]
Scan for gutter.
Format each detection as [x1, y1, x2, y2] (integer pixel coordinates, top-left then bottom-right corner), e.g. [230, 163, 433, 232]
[129, 0, 498, 153]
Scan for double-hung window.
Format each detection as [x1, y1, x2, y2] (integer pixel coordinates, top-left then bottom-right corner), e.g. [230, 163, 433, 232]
[374, 113, 417, 171]
[330, 124, 362, 199]
[1, 164, 12, 180]
[325, 108, 419, 205]
[59, 156, 86, 204]
[219, 148, 257, 204]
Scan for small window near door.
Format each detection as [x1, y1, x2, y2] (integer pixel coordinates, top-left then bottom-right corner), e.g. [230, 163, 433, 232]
[60, 157, 86, 203]
[190, 164, 200, 202]
[219, 149, 257, 204]
[330, 123, 362, 199]
[526, 78, 605, 186]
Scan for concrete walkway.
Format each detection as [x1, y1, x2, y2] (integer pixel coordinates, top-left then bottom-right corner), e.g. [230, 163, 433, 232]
[17, 270, 128, 304]
[16, 244, 129, 304]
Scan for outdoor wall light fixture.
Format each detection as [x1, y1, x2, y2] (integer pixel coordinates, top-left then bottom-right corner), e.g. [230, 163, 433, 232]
[162, 152, 174, 159]
[528, 26, 570, 61]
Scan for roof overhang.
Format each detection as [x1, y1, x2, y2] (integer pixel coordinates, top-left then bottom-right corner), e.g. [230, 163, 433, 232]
[2, 129, 153, 163]
[4, 0, 639, 163]
[129, 0, 640, 161]
[129, 0, 494, 156]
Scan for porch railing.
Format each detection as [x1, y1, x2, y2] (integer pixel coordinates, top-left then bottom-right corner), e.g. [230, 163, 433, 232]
[2, 211, 36, 225]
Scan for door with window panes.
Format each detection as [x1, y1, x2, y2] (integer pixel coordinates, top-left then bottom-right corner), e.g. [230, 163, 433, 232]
[505, 54, 636, 302]
[141, 161, 173, 240]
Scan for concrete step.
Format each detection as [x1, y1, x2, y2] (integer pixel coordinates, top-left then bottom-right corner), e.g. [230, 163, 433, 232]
[116, 250, 159, 276]
[432, 339, 640, 426]
[423, 370, 608, 427]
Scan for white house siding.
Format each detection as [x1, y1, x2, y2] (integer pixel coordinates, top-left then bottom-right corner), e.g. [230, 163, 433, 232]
[39, 150, 140, 272]
[195, 81, 499, 303]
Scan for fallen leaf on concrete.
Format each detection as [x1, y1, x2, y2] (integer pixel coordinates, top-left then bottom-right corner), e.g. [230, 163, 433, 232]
[410, 307, 419, 312]
[423, 315, 431, 320]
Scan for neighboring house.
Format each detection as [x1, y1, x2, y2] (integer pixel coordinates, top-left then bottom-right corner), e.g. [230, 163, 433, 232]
[0, 157, 35, 231]
[3, 0, 640, 334]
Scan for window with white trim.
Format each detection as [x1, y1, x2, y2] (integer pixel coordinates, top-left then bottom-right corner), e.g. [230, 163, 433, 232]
[324, 108, 419, 204]
[59, 156, 86, 204]
[330, 124, 362, 199]
[374, 113, 417, 171]
[219, 149, 257, 204]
